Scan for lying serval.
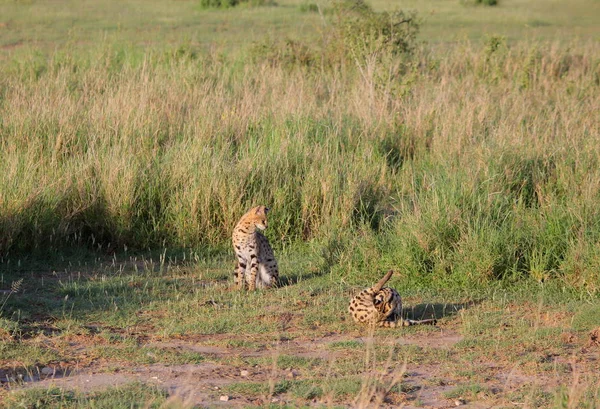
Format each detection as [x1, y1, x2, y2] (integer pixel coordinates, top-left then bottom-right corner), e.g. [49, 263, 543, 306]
[348, 270, 437, 328]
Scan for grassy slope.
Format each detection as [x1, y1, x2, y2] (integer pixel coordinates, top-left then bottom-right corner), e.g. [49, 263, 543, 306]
[382, 0, 600, 42]
[1, 0, 599, 54]
[1, 0, 600, 407]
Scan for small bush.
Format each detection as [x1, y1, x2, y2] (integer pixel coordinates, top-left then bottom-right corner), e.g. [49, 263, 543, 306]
[199, 0, 274, 9]
[249, 38, 316, 68]
[462, 0, 498, 6]
[250, 0, 419, 71]
[199, 0, 235, 8]
[330, 0, 420, 59]
[560, 240, 600, 294]
[299, 2, 319, 13]
[0, 317, 19, 340]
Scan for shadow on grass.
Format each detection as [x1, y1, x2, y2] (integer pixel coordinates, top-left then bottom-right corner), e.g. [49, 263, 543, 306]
[277, 235, 346, 288]
[277, 269, 325, 287]
[0, 246, 225, 341]
[403, 299, 482, 321]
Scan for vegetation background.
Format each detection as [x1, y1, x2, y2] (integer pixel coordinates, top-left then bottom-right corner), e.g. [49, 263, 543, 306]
[0, 0, 599, 407]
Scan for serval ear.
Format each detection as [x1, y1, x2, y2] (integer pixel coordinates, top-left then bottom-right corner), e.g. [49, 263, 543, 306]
[255, 206, 269, 215]
[372, 270, 394, 292]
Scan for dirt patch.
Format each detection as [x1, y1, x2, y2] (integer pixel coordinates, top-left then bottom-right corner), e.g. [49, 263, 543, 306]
[3, 330, 465, 407]
[9, 362, 451, 408]
[4, 322, 596, 408]
[3, 336, 587, 409]
[16, 362, 262, 407]
[152, 337, 344, 361]
[1, 40, 24, 51]
[396, 329, 463, 349]
[297, 328, 463, 348]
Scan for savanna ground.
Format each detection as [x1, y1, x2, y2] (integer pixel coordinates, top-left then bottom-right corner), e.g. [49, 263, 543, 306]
[1, 0, 600, 407]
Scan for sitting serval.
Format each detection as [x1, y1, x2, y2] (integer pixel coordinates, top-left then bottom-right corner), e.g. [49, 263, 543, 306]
[348, 270, 437, 328]
[232, 205, 279, 290]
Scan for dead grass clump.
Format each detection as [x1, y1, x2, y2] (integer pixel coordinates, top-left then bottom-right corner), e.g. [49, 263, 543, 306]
[587, 328, 600, 348]
[560, 332, 577, 345]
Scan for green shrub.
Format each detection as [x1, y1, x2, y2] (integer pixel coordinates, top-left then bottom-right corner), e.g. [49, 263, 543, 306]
[250, 0, 419, 73]
[199, 0, 274, 9]
[462, 0, 498, 6]
[299, 2, 319, 13]
[249, 38, 316, 68]
[199, 0, 238, 8]
[330, 0, 420, 58]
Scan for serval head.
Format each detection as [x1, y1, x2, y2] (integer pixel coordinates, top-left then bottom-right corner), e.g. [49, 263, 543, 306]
[244, 205, 270, 231]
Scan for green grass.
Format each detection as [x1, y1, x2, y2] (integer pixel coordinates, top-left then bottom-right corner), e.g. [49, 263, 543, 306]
[1, 0, 598, 56]
[0, 0, 318, 57]
[327, 340, 363, 350]
[443, 383, 490, 399]
[572, 304, 600, 331]
[92, 344, 206, 366]
[1, 252, 599, 406]
[3, 383, 168, 409]
[224, 376, 364, 399]
[1, 240, 599, 406]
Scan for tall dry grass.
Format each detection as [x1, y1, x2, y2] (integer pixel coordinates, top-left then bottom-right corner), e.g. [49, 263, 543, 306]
[0, 37, 598, 290]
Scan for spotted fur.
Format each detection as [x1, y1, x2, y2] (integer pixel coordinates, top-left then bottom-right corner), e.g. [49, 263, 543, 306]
[232, 205, 279, 290]
[348, 270, 437, 328]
